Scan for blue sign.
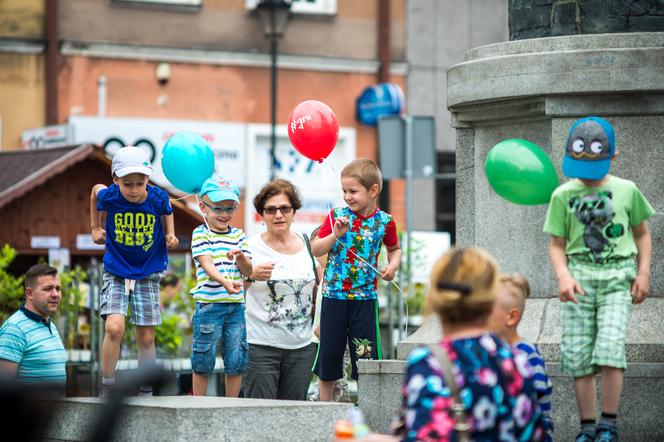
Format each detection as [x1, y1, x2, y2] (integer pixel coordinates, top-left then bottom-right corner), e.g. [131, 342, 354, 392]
[356, 83, 404, 126]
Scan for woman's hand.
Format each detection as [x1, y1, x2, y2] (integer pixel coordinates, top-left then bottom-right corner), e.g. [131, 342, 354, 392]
[251, 262, 275, 281]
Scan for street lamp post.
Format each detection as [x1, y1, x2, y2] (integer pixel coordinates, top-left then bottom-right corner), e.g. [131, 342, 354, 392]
[256, 0, 292, 180]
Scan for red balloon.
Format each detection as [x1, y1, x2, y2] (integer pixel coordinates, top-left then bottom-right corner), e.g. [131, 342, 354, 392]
[288, 100, 339, 162]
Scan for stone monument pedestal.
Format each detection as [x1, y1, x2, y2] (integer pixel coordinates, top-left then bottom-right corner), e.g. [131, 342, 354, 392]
[358, 32, 664, 441]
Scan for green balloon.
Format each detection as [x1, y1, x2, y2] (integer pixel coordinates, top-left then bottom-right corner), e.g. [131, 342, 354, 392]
[485, 139, 559, 205]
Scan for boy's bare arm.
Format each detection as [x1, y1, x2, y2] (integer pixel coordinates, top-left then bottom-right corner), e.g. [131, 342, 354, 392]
[90, 184, 107, 244]
[0, 359, 18, 377]
[381, 244, 402, 281]
[162, 213, 179, 249]
[310, 235, 336, 257]
[549, 236, 585, 304]
[227, 250, 253, 277]
[631, 221, 651, 304]
[195, 255, 242, 294]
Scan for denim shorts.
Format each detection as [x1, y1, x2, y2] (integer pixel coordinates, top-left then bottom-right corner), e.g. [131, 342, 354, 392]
[191, 302, 248, 376]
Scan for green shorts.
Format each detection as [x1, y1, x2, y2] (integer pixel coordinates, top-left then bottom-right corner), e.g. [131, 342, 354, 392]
[561, 258, 636, 377]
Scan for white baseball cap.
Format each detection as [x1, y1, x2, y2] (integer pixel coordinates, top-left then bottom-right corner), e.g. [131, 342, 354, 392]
[111, 146, 153, 177]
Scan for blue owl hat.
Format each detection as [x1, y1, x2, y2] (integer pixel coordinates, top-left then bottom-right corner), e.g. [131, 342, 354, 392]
[562, 116, 615, 180]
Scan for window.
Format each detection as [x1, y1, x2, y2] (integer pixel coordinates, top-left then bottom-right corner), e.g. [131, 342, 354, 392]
[245, 0, 337, 15]
[110, 0, 202, 10]
[435, 151, 456, 244]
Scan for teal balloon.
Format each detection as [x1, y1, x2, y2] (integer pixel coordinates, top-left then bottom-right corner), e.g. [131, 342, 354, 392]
[161, 132, 215, 193]
[485, 139, 559, 205]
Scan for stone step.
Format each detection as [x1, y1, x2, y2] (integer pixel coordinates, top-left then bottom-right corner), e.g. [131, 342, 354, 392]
[396, 298, 664, 362]
[45, 396, 354, 442]
[358, 360, 664, 441]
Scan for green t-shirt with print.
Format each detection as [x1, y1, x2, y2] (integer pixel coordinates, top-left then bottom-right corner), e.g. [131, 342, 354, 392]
[543, 175, 654, 263]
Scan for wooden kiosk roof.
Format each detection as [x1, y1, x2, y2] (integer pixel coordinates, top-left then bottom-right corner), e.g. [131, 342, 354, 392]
[0, 144, 202, 255]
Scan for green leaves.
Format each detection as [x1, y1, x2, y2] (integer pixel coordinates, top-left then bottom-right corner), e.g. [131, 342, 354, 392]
[0, 245, 25, 324]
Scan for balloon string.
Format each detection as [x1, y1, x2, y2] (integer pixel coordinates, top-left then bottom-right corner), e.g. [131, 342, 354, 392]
[320, 161, 409, 338]
[172, 192, 195, 201]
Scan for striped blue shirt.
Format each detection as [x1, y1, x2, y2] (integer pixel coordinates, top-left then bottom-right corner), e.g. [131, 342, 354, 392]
[0, 306, 67, 384]
[190, 225, 251, 303]
[516, 341, 553, 441]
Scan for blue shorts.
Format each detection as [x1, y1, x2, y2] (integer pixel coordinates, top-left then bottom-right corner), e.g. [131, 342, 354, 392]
[191, 302, 248, 376]
[313, 297, 381, 381]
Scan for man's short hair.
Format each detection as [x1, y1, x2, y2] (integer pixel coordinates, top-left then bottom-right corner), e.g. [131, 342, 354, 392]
[25, 264, 58, 291]
[160, 273, 180, 289]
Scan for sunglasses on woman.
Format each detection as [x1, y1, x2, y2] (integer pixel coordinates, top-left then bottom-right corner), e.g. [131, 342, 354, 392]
[263, 205, 294, 215]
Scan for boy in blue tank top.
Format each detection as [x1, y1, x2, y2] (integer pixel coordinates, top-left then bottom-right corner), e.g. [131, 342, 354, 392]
[90, 146, 178, 396]
[311, 158, 402, 401]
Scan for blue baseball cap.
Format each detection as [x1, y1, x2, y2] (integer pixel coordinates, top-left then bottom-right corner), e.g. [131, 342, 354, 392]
[562, 116, 615, 180]
[199, 176, 239, 203]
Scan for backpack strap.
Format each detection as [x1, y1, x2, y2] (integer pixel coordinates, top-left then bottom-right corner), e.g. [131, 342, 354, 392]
[303, 233, 320, 286]
[428, 344, 471, 442]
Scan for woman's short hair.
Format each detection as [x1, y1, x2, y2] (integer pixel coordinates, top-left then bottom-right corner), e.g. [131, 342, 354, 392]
[341, 158, 383, 192]
[253, 179, 303, 215]
[426, 247, 498, 325]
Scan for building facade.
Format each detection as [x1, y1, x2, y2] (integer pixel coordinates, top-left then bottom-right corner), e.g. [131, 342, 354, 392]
[1, 0, 407, 236]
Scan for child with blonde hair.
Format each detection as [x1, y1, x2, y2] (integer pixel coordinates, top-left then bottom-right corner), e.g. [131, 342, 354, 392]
[489, 273, 554, 441]
[311, 158, 402, 401]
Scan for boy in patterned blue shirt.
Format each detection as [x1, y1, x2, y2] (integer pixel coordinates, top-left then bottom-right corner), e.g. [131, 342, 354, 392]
[190, 176, 252, 397]
[489, 273, 554, 441]
[311, 158, 401, 401]
[90, 146, 178, 396]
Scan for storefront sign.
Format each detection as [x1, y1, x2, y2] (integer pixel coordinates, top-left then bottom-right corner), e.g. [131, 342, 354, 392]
[356, 83, 404, 126]
[69, 116, 246, 190]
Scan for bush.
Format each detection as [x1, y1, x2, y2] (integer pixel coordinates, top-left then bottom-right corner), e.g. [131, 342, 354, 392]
[0, 245, 25, 324]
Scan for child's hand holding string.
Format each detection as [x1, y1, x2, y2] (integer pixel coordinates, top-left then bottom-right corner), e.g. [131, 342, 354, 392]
[227, 249, 248, 263]
[381, 263, 398, 281]
[333, 217, 349, 238]
[221, 277, 242, 294]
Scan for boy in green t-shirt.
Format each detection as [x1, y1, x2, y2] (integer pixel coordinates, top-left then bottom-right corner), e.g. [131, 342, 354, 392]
[544, 117, 654, 442]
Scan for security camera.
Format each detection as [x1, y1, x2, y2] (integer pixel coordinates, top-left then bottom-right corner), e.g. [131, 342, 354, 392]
[156, 63, 171, 86]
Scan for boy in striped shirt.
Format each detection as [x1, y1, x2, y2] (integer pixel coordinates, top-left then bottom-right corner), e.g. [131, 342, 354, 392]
[190, 176, 252, 396]
[489, 273, 554, 441]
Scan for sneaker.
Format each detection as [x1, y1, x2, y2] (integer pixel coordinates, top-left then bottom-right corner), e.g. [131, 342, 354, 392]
[333, 380, 350, 403]
[137, 386, 154, 397]
[99, 385, 114, 399]
[595, 424, 618, 442]
[575, 431, 595, 442]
